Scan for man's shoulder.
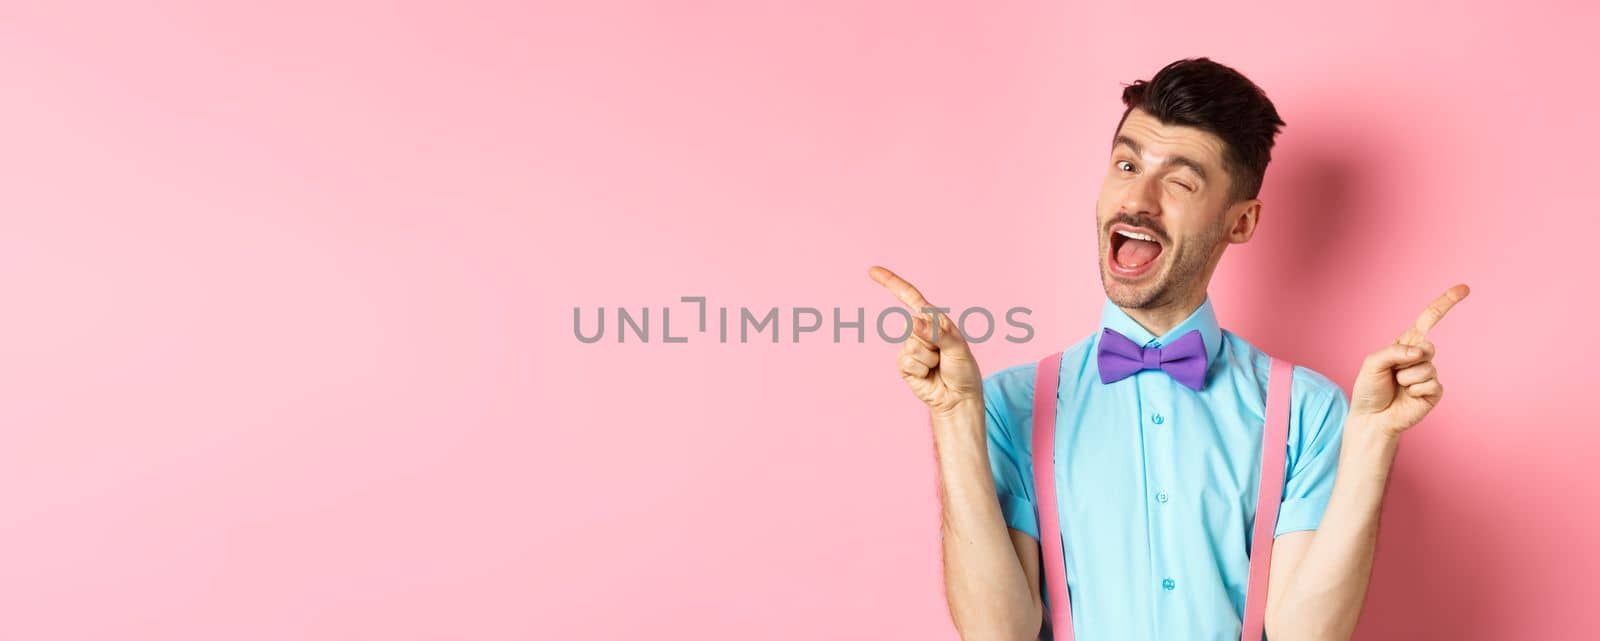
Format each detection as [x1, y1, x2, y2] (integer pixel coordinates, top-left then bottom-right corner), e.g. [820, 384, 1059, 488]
[1219, 328, 1346, 403]
[1290, 363, 1345, 402]
[981, 332, 1098, 396]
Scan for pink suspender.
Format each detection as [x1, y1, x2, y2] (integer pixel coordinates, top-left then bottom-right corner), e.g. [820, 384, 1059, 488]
[1241, 357, 1293, 641]
[1030, 354, 1293, 641]
[1030, 353, 1075, 639]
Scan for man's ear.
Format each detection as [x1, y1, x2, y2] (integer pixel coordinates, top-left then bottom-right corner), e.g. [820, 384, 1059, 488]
[1226, 198, 1263, 244]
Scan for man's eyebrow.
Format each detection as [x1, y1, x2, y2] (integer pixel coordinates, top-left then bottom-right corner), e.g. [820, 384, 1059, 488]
[1113, 134, 1209, 182]
[1113, 135, 1142, 157]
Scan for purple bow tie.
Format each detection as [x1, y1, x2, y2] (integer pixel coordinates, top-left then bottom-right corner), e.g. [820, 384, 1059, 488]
[1097, 327, 1209, 391]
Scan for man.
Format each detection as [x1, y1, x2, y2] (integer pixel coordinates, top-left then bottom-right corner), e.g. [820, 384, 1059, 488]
[869, 58, 1468, 640]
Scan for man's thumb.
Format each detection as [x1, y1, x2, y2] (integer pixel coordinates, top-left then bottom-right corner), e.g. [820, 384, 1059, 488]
[1360, 343, 1427, 381]
[914, 313, 970, 353]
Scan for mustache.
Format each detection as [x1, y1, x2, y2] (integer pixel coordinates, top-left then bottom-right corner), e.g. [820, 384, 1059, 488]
[1105, 213, 1169, 245]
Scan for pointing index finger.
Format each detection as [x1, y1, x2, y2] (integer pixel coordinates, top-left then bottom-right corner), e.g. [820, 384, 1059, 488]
[868, 265, 935, 311]
[1398, 283, 1470, 346]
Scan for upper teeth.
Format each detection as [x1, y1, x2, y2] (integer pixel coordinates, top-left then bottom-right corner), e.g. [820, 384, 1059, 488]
[1116, 229, 1155, 242]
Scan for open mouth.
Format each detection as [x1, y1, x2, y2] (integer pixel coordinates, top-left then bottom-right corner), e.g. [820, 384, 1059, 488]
[1108, 224, 1164, 276]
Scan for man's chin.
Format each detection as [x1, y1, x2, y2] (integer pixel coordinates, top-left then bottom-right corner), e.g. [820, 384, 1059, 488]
[1101, 269, 1165, 309]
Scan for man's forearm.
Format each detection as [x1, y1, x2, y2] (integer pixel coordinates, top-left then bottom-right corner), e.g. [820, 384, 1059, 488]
[1269, 420, 1399, 641]
[933, 404, 1041, 641]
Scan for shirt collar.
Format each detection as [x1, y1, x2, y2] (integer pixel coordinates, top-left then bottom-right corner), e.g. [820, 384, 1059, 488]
[1097, 294, 1225, 368]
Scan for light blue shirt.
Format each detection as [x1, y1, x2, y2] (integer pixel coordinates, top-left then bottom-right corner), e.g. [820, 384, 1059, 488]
[983, 295, 1348, 641]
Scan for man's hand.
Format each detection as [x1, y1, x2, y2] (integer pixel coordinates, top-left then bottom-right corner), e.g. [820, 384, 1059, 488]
[868, 266, 983, 421]
[873, 265, 1040, 641]
[1349, 283, 1470, 439]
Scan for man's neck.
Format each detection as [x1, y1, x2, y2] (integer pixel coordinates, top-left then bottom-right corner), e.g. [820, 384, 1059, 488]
[1120, 290, 1207, 338]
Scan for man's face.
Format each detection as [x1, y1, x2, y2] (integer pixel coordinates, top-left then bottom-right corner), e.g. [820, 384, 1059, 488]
[1096, 108, 1241, 310]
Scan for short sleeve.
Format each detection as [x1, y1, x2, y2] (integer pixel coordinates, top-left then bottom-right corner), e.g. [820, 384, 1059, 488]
[1274, 366, 1349, 537]
[982, 364, 1041, 541]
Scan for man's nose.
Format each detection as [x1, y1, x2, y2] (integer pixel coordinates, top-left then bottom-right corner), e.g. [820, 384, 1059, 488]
[1121, 175, 1162, 218]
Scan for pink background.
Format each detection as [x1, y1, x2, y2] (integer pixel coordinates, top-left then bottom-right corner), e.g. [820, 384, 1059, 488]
[1, 1, 1595, 639]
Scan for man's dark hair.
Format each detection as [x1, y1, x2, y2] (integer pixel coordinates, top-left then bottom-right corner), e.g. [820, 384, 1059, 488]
[1117, 57, 1286, 204]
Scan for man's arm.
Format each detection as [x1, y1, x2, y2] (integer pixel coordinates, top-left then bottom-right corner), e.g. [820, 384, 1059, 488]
[1266, 283, 1468, 640]
[933, 406, 1043, 641]
[867, 266, 1042, 641]
[1264, 425, 1396, 641]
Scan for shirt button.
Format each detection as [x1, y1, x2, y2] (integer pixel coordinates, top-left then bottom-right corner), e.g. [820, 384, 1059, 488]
[1162, 578, 1176, 591]
[1151, 413, 1165, 425]
[1156, 491, 1169, 504]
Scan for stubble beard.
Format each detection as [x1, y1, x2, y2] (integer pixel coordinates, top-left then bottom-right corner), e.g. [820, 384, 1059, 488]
[1097, 214, 1227, 311]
